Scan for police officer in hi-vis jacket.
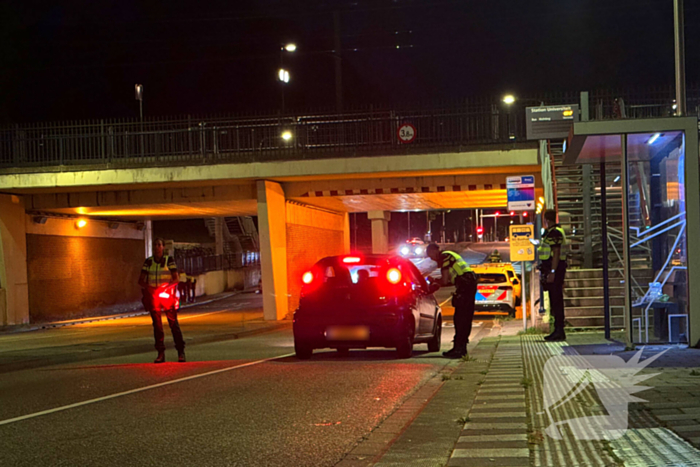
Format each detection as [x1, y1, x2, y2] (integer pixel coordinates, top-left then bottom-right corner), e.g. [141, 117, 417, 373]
[427, 244, 478, 358]
[539, 210, 567, 341]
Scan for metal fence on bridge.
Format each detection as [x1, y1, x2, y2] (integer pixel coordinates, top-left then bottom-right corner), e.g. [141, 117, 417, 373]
[1, 86, 696, 171]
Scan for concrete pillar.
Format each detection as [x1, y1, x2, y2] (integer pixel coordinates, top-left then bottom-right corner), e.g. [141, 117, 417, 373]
[257, 180, 289, 321]
[368, 210, 391, 254]
[214, 217, 225, 256]
[0, 194, 29, 325]
[144, 220, 153, 258]
[343, 213, 351, 253]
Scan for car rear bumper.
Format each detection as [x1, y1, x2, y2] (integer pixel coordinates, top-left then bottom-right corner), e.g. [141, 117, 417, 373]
[293, 315, 408, 349]
[475, 302, 514, 312]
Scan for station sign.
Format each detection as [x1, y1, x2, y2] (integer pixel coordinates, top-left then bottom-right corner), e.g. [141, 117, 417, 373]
[506, 175, 535, 211]
[509, 224, 535, 261]
[525, 104, 579, 140]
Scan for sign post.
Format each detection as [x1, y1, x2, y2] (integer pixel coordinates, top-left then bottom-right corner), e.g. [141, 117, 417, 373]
[510, 224, 534, 331]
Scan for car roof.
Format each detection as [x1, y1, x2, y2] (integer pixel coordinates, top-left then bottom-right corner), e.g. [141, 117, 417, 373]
[473, 264, 514, 272]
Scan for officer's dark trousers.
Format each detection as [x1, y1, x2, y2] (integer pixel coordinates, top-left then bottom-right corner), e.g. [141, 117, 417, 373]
[452, 273, 478, 350]
[149, 308, 185, 352]
[545, 261, 568, 334]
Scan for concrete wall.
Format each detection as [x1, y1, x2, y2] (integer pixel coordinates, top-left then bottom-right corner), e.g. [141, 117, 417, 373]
[285, 201, 348, 315]
[0, 195, 29, 326]
[25, 217, 145, 322]
[188, 267, 261, 299]
[26, 234, 144, 322]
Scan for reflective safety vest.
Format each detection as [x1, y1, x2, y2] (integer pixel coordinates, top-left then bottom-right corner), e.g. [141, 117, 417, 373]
[538, 225, 567, 261]
[142, 255, 177, 288]
[441, 250, 473, 285]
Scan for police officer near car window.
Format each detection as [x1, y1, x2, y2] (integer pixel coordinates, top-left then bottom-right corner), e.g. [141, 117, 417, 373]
[427, 244, 478, 358]
[138, 237, 186, 363]
[539, 210, 567, 341]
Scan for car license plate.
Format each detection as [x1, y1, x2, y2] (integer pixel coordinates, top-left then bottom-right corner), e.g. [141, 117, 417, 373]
[326, 326, 370, 341]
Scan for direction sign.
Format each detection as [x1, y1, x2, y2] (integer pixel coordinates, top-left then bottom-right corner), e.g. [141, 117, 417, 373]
[510, 224, 535, 261]
[506, 175, 535, 211]
[397, 123, 416, 143]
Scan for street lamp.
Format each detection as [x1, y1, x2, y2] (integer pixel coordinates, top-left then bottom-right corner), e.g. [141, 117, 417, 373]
[278, 68, 290, 83]
[283, 43, 297, 52]
[281, 130, 293, 142]
[502, 94, 516, 105]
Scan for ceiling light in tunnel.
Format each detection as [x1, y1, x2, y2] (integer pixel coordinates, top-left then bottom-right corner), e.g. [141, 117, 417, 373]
[75, 219, 87, 229]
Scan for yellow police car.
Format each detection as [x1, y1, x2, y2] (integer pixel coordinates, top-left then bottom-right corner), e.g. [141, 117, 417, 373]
[472, 263, 522, 316]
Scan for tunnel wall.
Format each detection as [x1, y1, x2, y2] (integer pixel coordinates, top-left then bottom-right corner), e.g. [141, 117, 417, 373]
[285, 202, 347, 315]
[25, 217, 145, 322]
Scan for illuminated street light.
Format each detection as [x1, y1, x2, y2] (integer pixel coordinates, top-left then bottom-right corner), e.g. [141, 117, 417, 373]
[284, 43, 297, 52]
[75, 219, 87, 229]
[278, 68, 290, 83]
[502, 94, 516, 105]
[281, 130, 293, 141]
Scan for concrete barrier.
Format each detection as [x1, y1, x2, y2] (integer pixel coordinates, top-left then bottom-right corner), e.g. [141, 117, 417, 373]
[190, 266, 261, 298]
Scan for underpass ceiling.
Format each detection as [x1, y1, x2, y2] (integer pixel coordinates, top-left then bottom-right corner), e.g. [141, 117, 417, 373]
[287, 189, 545, 212]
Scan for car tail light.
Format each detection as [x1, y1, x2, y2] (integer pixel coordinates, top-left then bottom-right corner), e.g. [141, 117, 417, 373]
[302, 271, 314, 284]
[158, 292, 170, 299]
[342, 256, 361, 264]
[387, 268, 402, 284]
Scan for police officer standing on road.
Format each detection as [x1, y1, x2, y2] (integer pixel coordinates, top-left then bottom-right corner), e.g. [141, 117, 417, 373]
[427, 244, 478, 359]
[138, 238, 186, 363]
[539, 210, 567, 341]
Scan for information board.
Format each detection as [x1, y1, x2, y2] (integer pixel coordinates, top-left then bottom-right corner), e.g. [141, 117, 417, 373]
[509, 224, 535, 262]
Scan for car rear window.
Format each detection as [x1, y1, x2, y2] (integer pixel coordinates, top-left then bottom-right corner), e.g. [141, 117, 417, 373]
[478, 273, 507, 283]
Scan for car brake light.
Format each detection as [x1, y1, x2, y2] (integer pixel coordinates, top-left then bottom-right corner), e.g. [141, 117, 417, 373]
[387, 268, 402, 284]
[158, 292, 170, 299]
[302, 271, 314, 284]
[343, 256, 361, 264]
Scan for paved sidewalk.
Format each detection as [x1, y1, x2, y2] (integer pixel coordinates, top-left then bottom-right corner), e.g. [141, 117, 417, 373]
[367, 326, 700, 467]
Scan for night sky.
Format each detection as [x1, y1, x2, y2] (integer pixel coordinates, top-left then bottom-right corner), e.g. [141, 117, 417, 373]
[1, 0, 698, 123]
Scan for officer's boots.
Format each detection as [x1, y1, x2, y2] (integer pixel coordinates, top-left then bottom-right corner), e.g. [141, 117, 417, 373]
[154, 351, 165, 364]
[442, 343, 467, 359]
[178, 350, 186, 363]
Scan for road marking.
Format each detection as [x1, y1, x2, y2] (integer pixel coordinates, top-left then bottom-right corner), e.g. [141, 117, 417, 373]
[0, 353, 295, 427]
[439, 298, 452, 307]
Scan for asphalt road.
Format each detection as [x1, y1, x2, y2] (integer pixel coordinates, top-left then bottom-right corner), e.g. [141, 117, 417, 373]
[0, 292, 493, 467]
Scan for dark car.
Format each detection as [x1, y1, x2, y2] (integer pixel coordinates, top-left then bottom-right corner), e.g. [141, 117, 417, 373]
[293, 254, 442, 359]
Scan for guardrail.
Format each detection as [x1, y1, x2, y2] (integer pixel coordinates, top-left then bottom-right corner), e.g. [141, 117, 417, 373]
[178, 252, 260, 277]
[0, 108, 524, 169]
[1, 86, 696, 171]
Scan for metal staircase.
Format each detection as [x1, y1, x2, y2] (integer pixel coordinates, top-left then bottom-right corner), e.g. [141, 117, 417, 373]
[552, 143, 652, 329]
[203, 217, 259, 254]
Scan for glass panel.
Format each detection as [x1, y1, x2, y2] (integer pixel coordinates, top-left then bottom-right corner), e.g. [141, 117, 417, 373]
[626, 132, 688, 344]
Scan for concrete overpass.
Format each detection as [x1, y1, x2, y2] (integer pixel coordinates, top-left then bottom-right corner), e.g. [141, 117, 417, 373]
[0, 102, 547, 326]
[0, 143, 542, 326]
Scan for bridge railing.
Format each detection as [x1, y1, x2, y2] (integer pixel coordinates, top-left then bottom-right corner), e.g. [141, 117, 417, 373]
[0, 108, 522, 169]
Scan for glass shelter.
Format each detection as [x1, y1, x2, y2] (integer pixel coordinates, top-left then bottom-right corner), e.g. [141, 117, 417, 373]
[564, 117, 700, 346]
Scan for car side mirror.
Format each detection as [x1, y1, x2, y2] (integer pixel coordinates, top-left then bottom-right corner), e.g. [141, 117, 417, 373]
[512, 278, 520, 285]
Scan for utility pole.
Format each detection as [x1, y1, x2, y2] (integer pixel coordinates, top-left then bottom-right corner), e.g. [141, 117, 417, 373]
[333, 11, 343, 114]
[674, 0, 686, 116]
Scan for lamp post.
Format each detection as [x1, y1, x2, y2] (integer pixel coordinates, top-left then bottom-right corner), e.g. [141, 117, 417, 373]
[673, 0, 686, 116]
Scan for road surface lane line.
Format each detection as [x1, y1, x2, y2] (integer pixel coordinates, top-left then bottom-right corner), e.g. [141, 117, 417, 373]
[439, 298, 452, 307]
[0, 353, 295, 427]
